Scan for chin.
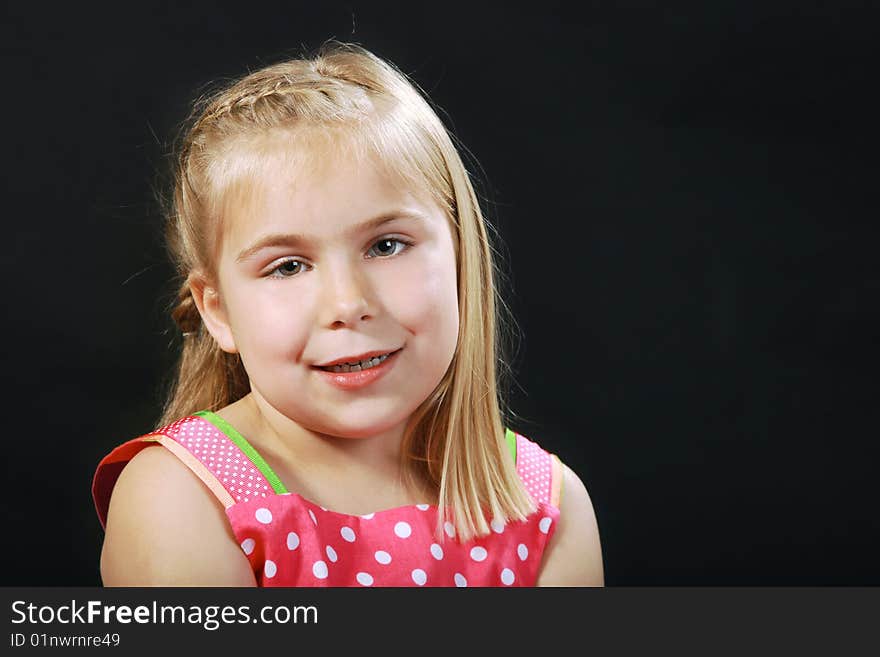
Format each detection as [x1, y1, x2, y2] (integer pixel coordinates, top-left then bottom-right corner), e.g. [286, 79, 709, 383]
[327, 420, 404, 440]
[310, 409, 412, 440]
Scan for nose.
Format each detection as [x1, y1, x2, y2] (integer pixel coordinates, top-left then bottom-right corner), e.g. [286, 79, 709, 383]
[319, 258, 374, 329]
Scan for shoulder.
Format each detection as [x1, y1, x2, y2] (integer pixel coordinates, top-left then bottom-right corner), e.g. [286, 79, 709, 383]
[100, 445, 256, 586]
[535, 460, 605, 586]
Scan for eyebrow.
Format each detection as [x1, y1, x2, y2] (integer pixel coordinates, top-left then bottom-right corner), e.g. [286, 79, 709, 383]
[235, 210, 426, 263]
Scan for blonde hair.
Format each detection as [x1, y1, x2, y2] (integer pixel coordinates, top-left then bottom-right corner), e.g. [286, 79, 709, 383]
[159, 41, 535, 541]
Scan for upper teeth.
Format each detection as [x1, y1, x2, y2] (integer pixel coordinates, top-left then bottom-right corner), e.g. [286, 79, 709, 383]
[325, 353, 391, 373]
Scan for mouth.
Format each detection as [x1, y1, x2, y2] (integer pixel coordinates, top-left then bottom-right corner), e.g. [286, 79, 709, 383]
[313, 348, 403, 373]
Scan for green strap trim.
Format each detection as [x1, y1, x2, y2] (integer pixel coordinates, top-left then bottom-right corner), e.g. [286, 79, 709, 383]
[194, 410, 289, 494]
[505, 427, 517, 464]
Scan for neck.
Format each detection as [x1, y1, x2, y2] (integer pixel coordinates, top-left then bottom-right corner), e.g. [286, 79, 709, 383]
[217, 393, 438, 510]
[240, 392, 408, 479]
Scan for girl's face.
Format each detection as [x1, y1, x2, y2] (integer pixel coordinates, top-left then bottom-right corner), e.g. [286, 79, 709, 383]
[202, 151, 459, 439]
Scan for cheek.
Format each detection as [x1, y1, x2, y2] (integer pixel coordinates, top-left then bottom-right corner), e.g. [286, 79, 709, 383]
[383, 250, 459, 338]
[227, 284, 314, 357]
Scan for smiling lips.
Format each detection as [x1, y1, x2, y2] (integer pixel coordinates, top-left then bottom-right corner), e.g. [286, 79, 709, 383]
[314, 348, 402, 370]
[319, 353, 393, 373]
[315, 349, 400, 369]
[312, 348, 402, 390]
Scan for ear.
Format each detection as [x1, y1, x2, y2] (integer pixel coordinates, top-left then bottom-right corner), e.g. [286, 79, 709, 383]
[188, 272, 238, 354]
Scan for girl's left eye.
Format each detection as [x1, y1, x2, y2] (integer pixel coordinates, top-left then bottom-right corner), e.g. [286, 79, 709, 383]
[366, 237, 411, 258]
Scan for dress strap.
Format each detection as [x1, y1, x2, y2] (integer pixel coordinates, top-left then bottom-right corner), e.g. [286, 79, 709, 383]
[92, 414, 280, 529]
[512, 432, 563, 508]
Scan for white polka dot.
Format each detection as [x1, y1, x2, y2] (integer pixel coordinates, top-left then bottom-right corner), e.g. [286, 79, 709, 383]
[444, 521, 455, 538]
[264, 560, 277, 579]
[517, 544, 529, 561]
[470, 546, 488, 562]
[360, 513, 375, 519]
[255, 508, 272, 524]
[287, 532, 300, 551]
[454, 573, 468, 587]
[375, 550, 392, 565]
[313, 561, 328, 579]
[416, 504, 430, 511]
[430, 543, 444, 560]
[308, 509, 318, 525]
[491, 518, 506, 533]
[240, 538, 255, 555]
[394, 521, 412, 538]
[326, 546, 338, 563]
[356, 572, 374, 586]
[539, 517, 553, 534]
[501, 568, 515, 585]
[412, 569, 427, 585]
[340, 526, 356, 542]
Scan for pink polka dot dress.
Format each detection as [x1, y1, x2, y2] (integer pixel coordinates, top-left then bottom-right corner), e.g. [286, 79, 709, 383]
[93, 411, 563, 587]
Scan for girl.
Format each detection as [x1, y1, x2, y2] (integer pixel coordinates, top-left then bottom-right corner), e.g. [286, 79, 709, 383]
[93, 42, 603, 587]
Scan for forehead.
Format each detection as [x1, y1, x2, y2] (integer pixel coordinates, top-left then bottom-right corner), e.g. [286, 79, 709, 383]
[218, 130, 443, 248]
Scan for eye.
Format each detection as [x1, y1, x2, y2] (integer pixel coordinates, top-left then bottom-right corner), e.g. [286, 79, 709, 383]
[367, 237, 411, 258]
[268, 258, 310, 278]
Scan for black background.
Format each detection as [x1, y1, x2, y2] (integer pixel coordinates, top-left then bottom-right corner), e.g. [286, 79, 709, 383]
[3, 1, 878, 585]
